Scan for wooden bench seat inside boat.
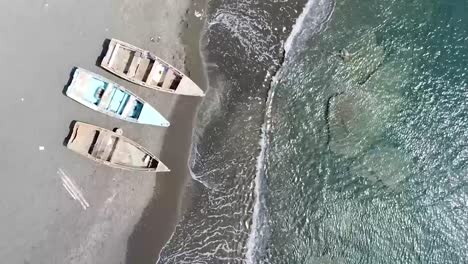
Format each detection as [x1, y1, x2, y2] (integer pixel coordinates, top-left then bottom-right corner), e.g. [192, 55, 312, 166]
[161, 69, 176, 90]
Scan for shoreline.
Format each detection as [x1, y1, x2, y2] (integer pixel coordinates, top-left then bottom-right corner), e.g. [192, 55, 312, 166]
[149, 0, 311, 262]
[125, 1, 209, 263]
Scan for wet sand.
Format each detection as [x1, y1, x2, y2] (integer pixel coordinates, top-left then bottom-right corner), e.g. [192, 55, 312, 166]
[125, 1, 209, 263]
[0, 0, 204, 263]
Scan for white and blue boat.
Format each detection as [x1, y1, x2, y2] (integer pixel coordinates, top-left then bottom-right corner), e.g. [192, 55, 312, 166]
[66, 68, 170, 127]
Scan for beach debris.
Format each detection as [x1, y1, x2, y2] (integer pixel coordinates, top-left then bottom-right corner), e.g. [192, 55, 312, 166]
[38, 146, 45, 151]
[105, 191, 117, 204]
[150, 36, 161, 43]
[58, 168, 90, 210]
[194, 10, 203, 19]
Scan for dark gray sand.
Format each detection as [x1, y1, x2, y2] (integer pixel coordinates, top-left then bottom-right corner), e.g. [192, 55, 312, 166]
[126, 96, 201, 264]
[0, 0, 204, 263]
[126, 1, 209, 263]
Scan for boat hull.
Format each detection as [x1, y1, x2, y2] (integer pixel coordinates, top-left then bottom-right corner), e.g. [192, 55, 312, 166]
[66, 122, 170, 172]
[66, 68, 170, 127]
[101, 39, 205, 97]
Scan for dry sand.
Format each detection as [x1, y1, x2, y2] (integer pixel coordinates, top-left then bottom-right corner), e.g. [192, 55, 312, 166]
[0, 0, 205, 263]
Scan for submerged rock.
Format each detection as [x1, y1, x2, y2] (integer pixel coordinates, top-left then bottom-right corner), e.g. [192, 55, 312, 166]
[326, 52, 408, 158]
[326, 87, 404, 158]
[327, 90, 384, 157]
[334, 30, 386, 85]
[350, 146, 410, 188]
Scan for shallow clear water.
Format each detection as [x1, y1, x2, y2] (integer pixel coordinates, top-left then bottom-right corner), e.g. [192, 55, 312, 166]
[264, 0, 468, 263]
[160, 0, 468, 263]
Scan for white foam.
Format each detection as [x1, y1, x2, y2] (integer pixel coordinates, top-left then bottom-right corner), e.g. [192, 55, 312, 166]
[245, 128, 268, 263]
[284, 0, 316, 54]
[246, 0, 336, 260]
[246, 70, 276, 263]
[285, 0, 336, 56]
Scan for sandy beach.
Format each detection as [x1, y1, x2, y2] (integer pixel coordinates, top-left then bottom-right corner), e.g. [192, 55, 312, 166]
[0, 0, 205, 263]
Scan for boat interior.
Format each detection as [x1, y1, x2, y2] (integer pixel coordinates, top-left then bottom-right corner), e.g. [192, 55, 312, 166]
[68, 125, 159, 169]
[108, 44, 182, 91]
[80, 74, 144, 120]
[89, 131, 159, 169]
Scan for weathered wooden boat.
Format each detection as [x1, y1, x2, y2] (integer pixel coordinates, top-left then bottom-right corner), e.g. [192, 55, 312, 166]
[66, 122, 170, 172]
[100, 38, 205, 97]
[66, 68, 170, 127]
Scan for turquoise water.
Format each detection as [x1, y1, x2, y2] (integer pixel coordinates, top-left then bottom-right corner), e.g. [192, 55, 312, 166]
[157, 0, 468, 262]
[264, 0, 468, 263]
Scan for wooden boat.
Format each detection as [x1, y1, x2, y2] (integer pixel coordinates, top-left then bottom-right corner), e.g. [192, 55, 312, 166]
[66, 68, 170, 127]
[66, 122, 170, 172]
[100, 39, 205, 97]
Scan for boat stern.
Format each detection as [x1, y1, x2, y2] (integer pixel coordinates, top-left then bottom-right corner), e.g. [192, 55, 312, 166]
[65, 68, 82, 97]
[66, 68, 104, 108]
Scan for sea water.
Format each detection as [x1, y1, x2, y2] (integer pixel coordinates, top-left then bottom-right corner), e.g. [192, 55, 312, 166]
[160, 0, 468, 263]
[264, 0, 468, 263]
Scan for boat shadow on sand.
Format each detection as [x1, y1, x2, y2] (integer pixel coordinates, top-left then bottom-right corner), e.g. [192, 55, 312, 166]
[62, 120, 78, 147]
[96, 39, 111, 67]
[62, 67, 78, 96]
